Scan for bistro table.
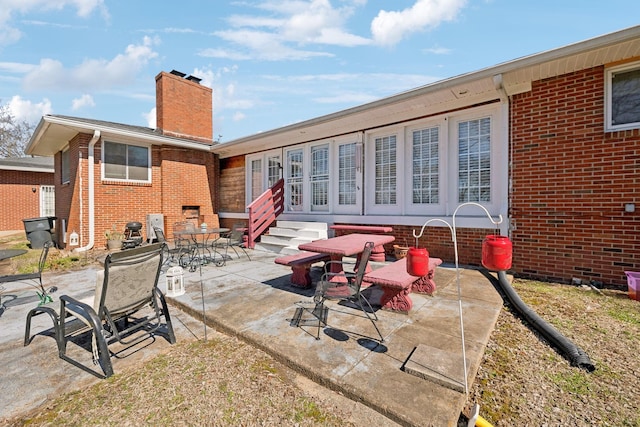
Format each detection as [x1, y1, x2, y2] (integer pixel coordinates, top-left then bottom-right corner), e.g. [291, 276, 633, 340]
[298, 233, 395, 275]
[175, 228, 230, 272]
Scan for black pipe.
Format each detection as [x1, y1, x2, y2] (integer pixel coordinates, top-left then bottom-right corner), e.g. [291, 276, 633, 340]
[490, 270, 595, 372]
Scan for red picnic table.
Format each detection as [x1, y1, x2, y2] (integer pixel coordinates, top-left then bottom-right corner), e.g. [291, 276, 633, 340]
[298, 233, 395, 274]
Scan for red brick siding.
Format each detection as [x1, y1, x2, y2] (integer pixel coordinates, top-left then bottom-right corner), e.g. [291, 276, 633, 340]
[156, 71, 213, 143]
[0, 169, 54, 231]
[59, 133, 217, 249]
[510, 66, 640, 286]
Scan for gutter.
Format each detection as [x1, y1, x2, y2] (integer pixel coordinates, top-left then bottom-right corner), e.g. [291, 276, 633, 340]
[74, 129, 100, 252]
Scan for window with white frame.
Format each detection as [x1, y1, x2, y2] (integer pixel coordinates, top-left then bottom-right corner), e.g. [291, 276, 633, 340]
[374, 135, 397, 205]
[412, 126, 439, 204]
[606, 62, 640, 131]
[458, 117, 491, 203]
[250, 158, 262, 201]
[102, 141, 150, 182]
[61, 148, 70, 184]
[366, 104, 505, 217]
[245, 150, 282, 206]
[310, 144, 329, 211]
[338, 143, 357, 206]
[40, 185, 55, 217]
[285, 148, 304, 211]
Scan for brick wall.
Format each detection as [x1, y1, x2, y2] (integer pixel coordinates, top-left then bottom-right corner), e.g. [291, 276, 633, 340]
[58, 133, 217, 249]
[510, 66, 640, 287]
[0, 169, 54, 231]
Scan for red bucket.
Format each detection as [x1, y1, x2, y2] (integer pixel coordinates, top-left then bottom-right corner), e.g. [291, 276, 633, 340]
[482, 235, 512, 271]
[406, 247, 429, 277]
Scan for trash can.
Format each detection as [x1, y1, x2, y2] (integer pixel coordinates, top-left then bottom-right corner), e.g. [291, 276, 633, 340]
[22, 217, 55, 249]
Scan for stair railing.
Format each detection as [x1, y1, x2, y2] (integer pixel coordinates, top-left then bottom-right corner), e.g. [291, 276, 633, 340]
[246, 178, 285, 249]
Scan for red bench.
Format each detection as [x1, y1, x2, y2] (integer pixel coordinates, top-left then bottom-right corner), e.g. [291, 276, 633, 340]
[274, 252, 330, 288]
[363, 257, 442, 313]
[329, 225, 393, 261]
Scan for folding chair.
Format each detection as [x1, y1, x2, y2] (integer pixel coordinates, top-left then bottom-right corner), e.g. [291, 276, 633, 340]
[312, 241, 383, 342]
[24, 243, 176, 378]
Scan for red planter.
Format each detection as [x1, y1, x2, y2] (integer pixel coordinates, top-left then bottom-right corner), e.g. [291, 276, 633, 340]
[482, 235, 512, 271]
[406, 247, 429, 277]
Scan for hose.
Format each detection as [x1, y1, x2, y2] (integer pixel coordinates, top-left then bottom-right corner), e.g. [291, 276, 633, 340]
[493, 271, 596, 372]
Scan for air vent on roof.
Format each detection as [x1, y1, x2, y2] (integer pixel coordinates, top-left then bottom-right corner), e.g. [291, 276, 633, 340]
[170, 70, 186, 77]
[185, 75, 202, 84]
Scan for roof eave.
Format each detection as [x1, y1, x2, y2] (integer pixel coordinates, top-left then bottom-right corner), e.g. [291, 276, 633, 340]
[26, 115, 215, 157]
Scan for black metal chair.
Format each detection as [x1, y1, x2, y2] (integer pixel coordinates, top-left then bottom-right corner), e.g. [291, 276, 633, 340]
[153, 227, 186, 266]
[215, 223, 251, 261]
[0, 241, 54, 305]
[312, 241, 383, 342]
[24, 243, 176, 378]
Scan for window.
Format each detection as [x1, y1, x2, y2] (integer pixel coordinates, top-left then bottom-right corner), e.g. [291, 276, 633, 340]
[458, 117, 491, 203]
[374, 135, 397, 205]
[286, 149, 304, 211]
[102, 141, 150, 182]
[310, 144, 329, 211]
[245, 150, 282, 207]
[40, 185, 55, 217]
[606, 62, 640, 131]
[250, 159, 262, 201]
[338, 143, 357, 206]
[61, 148, 70, 184]
[412, 126, 439, 204]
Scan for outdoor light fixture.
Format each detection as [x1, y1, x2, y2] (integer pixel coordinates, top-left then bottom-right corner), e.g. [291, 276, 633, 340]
[31, 187, 37, 193]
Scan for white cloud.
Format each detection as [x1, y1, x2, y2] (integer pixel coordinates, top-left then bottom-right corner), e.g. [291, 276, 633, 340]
[8, 95, 52, 123]
[210, 0, 368, 61]
[371, 0, 468, 46]
[71, 94, 95, 110]
[233, 111, 246, 121]
[424, 46, 452, 55]
[143, 107, 156, 128]
[22, 36, 159, 91]
[0, 0, 108, 45]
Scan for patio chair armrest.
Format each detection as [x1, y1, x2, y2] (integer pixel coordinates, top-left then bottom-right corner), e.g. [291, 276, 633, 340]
[60, 295, 101, 329]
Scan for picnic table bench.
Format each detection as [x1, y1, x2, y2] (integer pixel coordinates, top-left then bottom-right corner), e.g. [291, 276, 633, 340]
[329, 225, 393, 261]
[274, 252, 330, 288]
[363, 257, 442, 313]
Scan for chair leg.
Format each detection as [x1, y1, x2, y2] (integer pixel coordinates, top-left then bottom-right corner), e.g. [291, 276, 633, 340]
[24, 306, 60, 348]
[356, 294, 384, 342]
[154, 288, 177, 344]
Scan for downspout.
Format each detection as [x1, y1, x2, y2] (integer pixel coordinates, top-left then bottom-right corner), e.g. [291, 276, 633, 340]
[75, 130, 100, 252]
[493, 74, 510, 235]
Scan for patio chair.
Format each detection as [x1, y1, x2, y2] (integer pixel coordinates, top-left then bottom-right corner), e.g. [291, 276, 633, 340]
[153, 227, 186, 266]
[312, 241, 383, 342]
[24, 243, 176, 378]
[0, 241, 54, 305]
[215, 223, 251, 261]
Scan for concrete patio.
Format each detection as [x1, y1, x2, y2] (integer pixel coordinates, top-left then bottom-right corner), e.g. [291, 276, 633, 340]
[0, 248, 504, 426]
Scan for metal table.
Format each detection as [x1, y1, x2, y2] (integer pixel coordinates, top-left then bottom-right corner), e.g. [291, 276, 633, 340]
[175, 228, 230, 272]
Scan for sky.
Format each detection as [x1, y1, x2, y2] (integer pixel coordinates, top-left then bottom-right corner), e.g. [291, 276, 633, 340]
[0, 1, 638, 143]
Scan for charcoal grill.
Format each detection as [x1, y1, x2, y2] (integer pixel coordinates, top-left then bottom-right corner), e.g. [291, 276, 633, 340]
[122, 221, 143, 249]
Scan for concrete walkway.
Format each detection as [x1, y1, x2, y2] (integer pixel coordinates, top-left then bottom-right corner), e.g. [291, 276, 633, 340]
[0, 249, 504, 426]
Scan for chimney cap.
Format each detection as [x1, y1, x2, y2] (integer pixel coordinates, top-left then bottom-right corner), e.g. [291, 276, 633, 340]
[170, 70, 186, 77]
[186, 75, 202, 84]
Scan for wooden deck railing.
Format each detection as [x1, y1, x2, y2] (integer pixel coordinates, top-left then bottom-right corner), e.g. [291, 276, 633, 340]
[246, 178, 284, 249]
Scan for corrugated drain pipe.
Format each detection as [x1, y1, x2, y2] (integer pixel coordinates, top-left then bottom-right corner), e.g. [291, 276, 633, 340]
[493, 271, 596, 372]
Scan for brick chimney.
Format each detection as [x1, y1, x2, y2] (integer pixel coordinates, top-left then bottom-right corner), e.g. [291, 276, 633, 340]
[155, 70, 213, 144]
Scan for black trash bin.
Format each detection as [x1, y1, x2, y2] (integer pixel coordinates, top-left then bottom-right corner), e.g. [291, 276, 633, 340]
[22, 217, 55, 249]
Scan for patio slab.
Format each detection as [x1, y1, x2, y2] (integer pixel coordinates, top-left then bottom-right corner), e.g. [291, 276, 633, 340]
[0, 249, 505, 426]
